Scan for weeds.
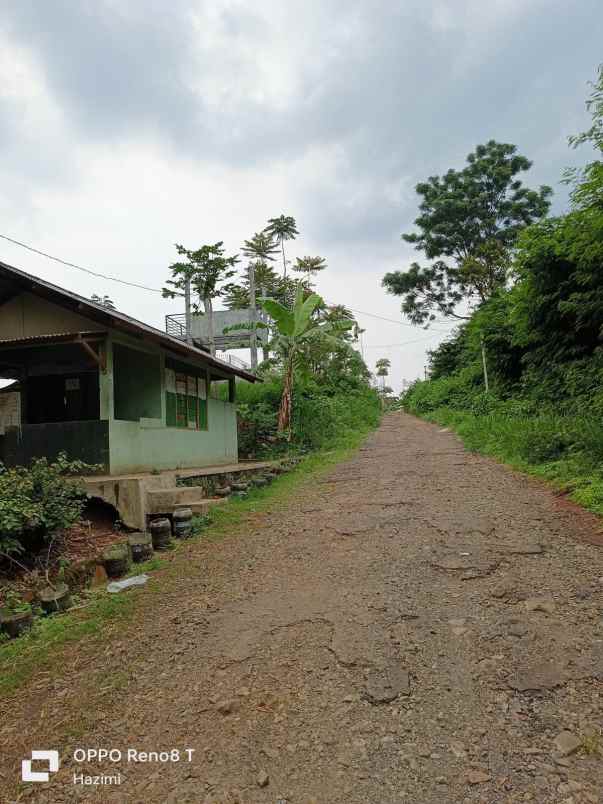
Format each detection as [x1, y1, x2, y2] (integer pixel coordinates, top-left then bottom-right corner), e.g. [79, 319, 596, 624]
[0, 591, 135, 696]
[579, 730, 602, 756]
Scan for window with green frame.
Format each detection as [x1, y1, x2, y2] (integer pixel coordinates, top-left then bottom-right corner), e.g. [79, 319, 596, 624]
[165, 363, 208, 430]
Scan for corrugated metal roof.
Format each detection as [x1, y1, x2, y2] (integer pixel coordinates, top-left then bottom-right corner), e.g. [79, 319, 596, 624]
[0, 331, 106, 347]
[0, 261, 259, 382]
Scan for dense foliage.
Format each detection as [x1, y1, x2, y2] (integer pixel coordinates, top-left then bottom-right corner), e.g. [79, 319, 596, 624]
[401, 66, 603, 514]
[236, 376, 381, 458]
[0, 454, 94, 558]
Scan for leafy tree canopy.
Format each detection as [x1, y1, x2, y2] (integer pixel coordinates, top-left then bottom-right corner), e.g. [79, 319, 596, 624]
[293, 255, 327, 281]
[162, 242, 239, 309]
[264, 214, 299, 277]
[567, 63, 603, 211]
[382, 140, 552, 325]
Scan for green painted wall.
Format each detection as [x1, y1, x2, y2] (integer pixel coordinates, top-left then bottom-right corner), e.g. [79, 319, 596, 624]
[113, 342, 162, 421]
[108, 398, 237, 473]
[99, 331, 240, 473]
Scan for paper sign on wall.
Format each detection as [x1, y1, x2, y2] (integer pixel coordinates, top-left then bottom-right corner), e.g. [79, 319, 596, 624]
[165, 368, 176, 393]
[175, 374, 187, 395]
[186, 376, 197, 396]
[0, 392, 20, 435]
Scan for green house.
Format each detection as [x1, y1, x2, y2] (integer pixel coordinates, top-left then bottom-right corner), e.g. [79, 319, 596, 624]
[0, 261, 259, 474]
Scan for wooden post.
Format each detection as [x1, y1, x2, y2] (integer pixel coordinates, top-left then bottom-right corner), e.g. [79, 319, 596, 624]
[184, 277, 193, 344]
[249, 261, 258, 370]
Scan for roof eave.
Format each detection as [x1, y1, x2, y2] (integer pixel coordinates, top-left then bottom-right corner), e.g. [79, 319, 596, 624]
[0, 260, 261, 383]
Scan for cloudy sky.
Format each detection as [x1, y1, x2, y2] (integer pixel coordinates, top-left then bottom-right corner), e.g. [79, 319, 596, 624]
[0, 1, 601, 389]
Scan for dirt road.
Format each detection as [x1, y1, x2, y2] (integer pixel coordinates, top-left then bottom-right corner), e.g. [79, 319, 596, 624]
[1, 412, 602, 803]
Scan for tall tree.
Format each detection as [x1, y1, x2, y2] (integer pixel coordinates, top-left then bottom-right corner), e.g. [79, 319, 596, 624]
[162, 242, 238, 355]
[264, 215, 299, 278]
[382, 141, 552, 325]
[293, 255, 327, 285]
[261, 284, 352, 434]
[567, 63, 603, 211]
[240, 232, 280, 369]
[375, 357, 391, 390]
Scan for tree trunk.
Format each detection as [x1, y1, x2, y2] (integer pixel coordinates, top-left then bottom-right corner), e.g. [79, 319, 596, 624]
[281, 237, 286, 278]
[260, 285, 270, 363]
[249, 262, 257, 370]
[277, 355, 294, 437]
[204, 297, 215, 355]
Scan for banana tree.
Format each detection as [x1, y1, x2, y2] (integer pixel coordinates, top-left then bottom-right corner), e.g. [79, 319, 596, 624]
[261, 284, 352, 435]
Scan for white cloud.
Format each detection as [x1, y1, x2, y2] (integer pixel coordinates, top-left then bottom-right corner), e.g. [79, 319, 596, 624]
[0, 0, 601, 389]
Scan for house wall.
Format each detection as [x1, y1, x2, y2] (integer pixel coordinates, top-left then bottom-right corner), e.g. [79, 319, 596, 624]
[102, 332, 238, 473]
[108, 398, 237, 473]
[0, 293, 99, 338]
[113, 342, 162, 421]
[0, 296, 241, 472]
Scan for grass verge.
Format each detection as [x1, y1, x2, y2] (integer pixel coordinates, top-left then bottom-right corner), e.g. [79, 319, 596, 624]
[421, 407, 603, 517]
[0, 423, 376, 698]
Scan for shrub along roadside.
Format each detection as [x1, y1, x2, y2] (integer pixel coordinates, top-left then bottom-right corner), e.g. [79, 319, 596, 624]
[0, 454, 98, 560]
[235, 378, 381, 458]
[410, 398, 603, 517]
[0, 413, 380, 698]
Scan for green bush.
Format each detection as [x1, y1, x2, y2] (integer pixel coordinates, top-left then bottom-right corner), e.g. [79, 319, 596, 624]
[235, 379, 381, 457]
[293, 387, 381, 451]
[0, 453, 96, 557]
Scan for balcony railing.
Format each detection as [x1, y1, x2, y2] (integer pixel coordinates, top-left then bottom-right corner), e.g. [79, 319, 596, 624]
[215, 352, 251, 370]
[165, 314, 252, 371]
[165, 313, 187, 340]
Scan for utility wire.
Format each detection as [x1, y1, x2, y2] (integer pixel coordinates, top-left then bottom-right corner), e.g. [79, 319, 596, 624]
[363, 332, 445, 349]
[0, 233, 163, 293]
[329, 303, 454, 333]
[0, 232, 458, 334]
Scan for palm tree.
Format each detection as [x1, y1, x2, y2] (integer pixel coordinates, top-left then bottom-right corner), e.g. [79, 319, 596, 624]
[91, 293, 116, 310]
[261, 284, 352, 435]
[293, 255, 327, 284]
[320, 303, 354, 324]
[241, 233, 280, 369]
[242, 232, 280, 264]
[264, 215, 299, 278]
[375, 357, 391, 390]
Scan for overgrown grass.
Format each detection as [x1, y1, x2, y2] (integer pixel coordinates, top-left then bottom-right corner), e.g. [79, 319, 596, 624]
[0, 591, 136, 696]
[235, 378, 381, 457]
[420, 405, 603, 516]
[0, 415, 379, 698]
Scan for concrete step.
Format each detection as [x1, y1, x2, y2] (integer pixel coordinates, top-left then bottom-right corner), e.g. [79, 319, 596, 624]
[146, 486, 229, 515]
[180, 498, 228, 515]
[146, 486, 207, 512]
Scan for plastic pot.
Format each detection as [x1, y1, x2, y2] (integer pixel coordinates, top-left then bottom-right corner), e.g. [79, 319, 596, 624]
[0, 608, 34, 639]
[39, 583, 71, 615]
[128, 532, 154, 563]
[150, 518, 173, 551]
[173, 508, 193, 539]
[102, 543, 131, 577]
